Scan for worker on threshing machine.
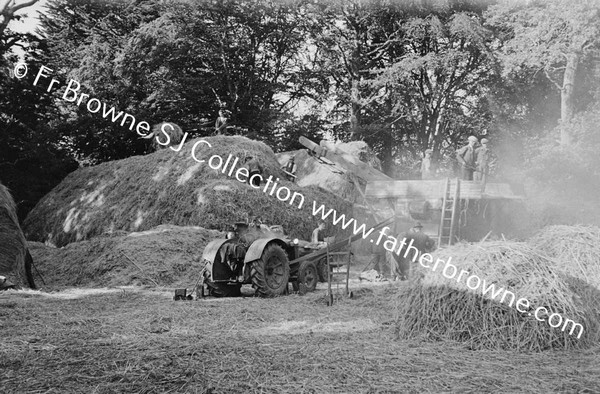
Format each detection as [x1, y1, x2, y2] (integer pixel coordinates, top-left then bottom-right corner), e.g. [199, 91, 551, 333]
[474, 138, 491, 183]
[456, 136, 478, 181]
[421, 149, 434, 180]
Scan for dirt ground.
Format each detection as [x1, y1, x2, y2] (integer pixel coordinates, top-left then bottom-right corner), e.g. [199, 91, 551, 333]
[1, 281, 599, 394]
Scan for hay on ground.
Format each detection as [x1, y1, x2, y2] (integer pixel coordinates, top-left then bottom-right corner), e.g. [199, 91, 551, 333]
[530, 225, 600, 289]
[24, 136, 351, 247]
[28, 224, 223, 289]
[395, 241, 600, 351]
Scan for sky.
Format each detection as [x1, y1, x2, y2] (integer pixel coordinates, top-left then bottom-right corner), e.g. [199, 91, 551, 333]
[7, 0, 47, 34]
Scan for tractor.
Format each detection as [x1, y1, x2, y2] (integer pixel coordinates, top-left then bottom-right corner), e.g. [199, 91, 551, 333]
[199, 222, 326, 297]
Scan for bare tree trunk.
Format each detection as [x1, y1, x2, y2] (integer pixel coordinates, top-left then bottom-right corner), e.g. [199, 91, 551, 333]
[560, 52, 579, 146]
[380, 127, 394, 175]
[349, 80, 360, 141]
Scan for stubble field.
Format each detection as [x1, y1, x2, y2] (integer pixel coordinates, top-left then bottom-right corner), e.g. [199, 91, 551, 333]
[1, 281, 599, 394]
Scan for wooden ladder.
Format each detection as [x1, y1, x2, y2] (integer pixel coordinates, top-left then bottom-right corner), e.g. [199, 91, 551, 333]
[438, 178, 460, 246]
[325, 238, 353, 306]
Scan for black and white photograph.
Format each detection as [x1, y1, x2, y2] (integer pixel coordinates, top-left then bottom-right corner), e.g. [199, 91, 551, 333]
[1, 0, 599, 392]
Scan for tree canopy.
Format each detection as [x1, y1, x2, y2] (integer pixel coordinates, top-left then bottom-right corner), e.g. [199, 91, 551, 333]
[2, 0, 600, 220]
[486, 0, 600, 145]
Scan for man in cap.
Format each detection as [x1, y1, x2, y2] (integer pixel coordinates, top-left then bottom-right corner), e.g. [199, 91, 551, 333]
[405, 222, 435, 254]
[390, 222, 435, 280]
[421, 149, 434, 180]
[474, 138, 491, 183]
[456, 136, 478, 180]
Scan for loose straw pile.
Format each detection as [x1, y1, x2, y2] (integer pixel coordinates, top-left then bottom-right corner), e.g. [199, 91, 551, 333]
[530, 225, 600, 289]
[395, 240, 600, 351]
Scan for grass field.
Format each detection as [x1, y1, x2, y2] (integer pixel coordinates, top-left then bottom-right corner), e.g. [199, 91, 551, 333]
[1, 282, 599, 394]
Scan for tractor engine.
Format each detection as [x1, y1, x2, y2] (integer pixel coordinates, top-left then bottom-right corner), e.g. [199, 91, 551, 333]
[219, 242, 246, 278]
[200, 221, 319, 297]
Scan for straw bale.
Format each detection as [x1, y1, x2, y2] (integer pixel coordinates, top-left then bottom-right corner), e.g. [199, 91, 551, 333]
[530, 225, 600, 289]
[395, 241, 600, 351]
[24, 136, 351, 246]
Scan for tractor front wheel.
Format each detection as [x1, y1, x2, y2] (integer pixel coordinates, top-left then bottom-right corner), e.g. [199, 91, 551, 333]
[317, 257, 331, 283]
[251, 244, 290, 297]
[295, 260, 318, 294]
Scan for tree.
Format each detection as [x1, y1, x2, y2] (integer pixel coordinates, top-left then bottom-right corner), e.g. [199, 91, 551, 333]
[38, 0, 324, 162]
[312, 1, 395, 143]
[308, 1, 497, 175]
[38, 0, 166, 162]
[486, 0, 600, 146]
[1, 0, 78, 220]
[374, 9, 496, 166]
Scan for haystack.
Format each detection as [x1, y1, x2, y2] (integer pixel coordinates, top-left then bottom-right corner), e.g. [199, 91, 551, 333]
[530, 225, 600, 290]
[0, 182, 36, 289]
[28, 224, 222, 288]
[395, 241, 600, 351]
[24, 136, 352, 247]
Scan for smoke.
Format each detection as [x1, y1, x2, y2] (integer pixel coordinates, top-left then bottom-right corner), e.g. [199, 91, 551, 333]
[492, 107, 600, 233]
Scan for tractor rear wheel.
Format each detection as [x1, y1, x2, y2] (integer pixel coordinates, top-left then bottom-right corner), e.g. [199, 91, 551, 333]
[296, 260, 318, 294]
[251, 244, 290, 297]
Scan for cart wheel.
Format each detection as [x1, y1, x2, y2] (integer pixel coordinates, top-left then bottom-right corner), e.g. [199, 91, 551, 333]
[327, 293, 334, 306]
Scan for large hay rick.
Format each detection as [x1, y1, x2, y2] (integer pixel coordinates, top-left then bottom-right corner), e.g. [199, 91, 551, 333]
[0, 182, 36, 289]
